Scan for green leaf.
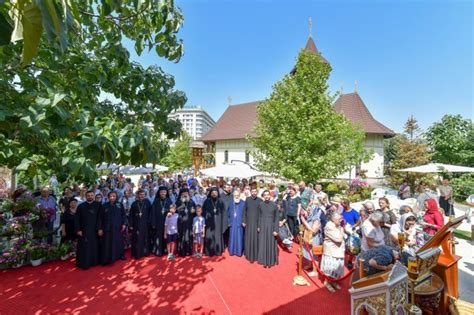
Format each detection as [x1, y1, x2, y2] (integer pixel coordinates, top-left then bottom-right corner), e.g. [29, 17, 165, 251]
[17, 157, 33, 171]
[21, 3, 43, 66]
[52, 93, 66, 106]
[0, 11, 13, 45]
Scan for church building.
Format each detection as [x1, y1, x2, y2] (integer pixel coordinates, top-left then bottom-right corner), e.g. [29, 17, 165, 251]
[202, 36, 395, 180]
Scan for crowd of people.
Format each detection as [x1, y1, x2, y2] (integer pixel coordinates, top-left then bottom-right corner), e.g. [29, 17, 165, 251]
[7, 173, 454, 293]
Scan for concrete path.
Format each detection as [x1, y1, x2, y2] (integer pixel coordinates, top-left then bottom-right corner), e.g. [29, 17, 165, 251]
[445, 203, 473, 303]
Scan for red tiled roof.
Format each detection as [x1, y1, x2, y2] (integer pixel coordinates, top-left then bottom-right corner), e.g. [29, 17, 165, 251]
[201, 101, 259, 141]
[304, 36, 329, 64]
[333, 92, 395, 136]
[202, 93, 395, 142]
[291, 36, 329, 74]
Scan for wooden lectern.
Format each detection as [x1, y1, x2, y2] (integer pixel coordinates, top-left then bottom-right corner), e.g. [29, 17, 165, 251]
[416, 214, 467, 314]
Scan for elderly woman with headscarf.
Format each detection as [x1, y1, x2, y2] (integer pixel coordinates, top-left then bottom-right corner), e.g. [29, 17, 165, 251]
[203, 187, 228, 256]
[390, 213, 418, 263]
[421, 199, 444, 236]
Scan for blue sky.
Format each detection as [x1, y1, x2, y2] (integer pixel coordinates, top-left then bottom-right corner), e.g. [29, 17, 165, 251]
[126, 0, 473, 133]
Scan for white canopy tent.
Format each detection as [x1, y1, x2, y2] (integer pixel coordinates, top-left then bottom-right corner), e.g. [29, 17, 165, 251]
[397, 163, 474, 173]
[200, 163, 263, 178]
[97, 163, 168, 174]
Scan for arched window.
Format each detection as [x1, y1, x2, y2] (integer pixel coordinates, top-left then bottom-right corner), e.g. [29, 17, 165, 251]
[224, 150, 229, 163]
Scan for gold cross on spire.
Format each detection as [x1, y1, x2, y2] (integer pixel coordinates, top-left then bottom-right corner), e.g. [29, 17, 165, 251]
[308, 17, 313, 37]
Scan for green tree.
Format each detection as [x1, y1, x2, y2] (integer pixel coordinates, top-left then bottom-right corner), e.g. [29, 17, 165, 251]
[387, 116, 434, 192]
[0, 1, 186, 184]
[161, 133, 192, 172]
[404, 115, 421, 142]
[250, 50, 370, 182]
[425, 114, 474, 166]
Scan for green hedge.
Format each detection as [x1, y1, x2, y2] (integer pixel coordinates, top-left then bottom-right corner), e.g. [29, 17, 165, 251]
[450, 173, 474, 202]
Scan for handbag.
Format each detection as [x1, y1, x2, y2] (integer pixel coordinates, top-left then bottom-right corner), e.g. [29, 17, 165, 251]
[312, 245, 323, 256]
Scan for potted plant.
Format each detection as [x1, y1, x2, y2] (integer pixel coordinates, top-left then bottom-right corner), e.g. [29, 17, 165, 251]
[28, 243, 48, 267]
[58, 242, 73, 260]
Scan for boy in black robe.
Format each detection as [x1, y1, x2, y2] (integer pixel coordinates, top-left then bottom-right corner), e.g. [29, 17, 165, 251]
[203, 187, 228, 256]
[175, 188, 195, 256]
[98, 191, 127, 265]
[243, 188, 261, 262]
[150, 186, 172, 256]
[130, 190, 152, 260]
[75, 191, 100, 270]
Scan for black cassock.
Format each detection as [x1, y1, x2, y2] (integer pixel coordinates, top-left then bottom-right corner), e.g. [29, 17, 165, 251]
[130, 199, 152, 260]
[203, 197, 228, 256]
[75, 201, 100, 269]
[243, 196, 261, 262]
[176, 199, 195, 256]
[257, 200, 280, 267]
[220, 192, 233, 247]
[98, 202, 127, 265]
[150, 197, 172, 256]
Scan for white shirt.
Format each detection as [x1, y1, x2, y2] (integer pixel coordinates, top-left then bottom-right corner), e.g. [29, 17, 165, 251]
[361, 219, 385, 251]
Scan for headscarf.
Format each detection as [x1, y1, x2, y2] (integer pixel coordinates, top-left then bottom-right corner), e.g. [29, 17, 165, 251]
[398, 213, 416, 231]
[425, 199, 439, 214]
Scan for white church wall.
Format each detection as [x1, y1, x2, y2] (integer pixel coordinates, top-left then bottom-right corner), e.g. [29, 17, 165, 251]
[214, 134, 386, 179]
[215, 139, 255, 165]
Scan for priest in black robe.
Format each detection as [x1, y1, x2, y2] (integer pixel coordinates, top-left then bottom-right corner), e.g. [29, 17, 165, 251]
[220, 185, 233, 247]
[203, 187, 228, 256]
[130, 190, 152, 260]
[257, 190, 280, 268]
[243, 188, 261, 263]
[75, 191, 101, 269]
[176, 189, 195, 256]
[98, 191, 127, 265]
[150, 186, 172, 256]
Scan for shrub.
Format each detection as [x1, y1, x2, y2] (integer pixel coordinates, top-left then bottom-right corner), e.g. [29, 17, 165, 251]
[450, 173, 474, 202]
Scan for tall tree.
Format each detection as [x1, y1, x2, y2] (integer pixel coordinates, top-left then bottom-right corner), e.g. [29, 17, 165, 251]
[387, 116, 433, 191]
[0, 1, 186, 183]
[425, 114, 474, 166]
[404, 115, 421, 142]
[250, 50, 370, 182]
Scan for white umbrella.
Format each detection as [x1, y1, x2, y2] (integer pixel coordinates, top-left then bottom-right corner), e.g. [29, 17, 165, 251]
[145, 163, 169, 172]
[200, 163, 262, 178]
[96, 163, 120, 171]
[397, 163, 474, 173]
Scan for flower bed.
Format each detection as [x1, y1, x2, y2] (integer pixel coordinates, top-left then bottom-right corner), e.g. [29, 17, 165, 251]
[0, 195, 73, 269]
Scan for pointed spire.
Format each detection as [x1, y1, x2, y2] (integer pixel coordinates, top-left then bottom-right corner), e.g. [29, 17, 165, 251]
[308, 17, 313, 38]
[227, 96, 232, 106]
[354, 80, 358, 93]
[340, 86, 344, 95]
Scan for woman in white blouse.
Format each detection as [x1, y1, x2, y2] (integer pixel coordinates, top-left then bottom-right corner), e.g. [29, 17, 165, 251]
[361, 211, 385, 252]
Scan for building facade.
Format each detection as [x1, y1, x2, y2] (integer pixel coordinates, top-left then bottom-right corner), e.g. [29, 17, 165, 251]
[168, 106, 216, 140]
[202, 37, 395, 180]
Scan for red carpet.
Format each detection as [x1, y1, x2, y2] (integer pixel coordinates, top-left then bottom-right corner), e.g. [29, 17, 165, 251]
[0, 246, 350, 314]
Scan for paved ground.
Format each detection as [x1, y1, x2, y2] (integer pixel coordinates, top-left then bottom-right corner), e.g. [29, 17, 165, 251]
[453, 203, 473, 303]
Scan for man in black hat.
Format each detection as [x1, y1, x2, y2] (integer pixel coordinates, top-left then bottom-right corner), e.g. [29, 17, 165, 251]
[150, 186, 172, 256]
[176, 188, 195, 256]
[203, 187, 228, 256]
